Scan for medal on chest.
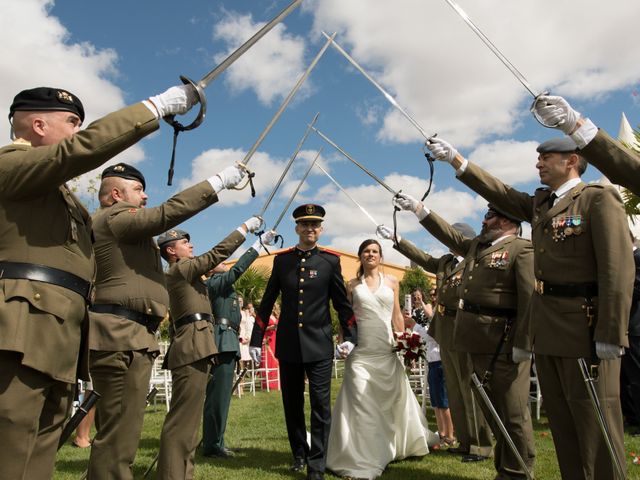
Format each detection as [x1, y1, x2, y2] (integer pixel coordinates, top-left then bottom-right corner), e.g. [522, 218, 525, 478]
[308, 269, 318, 279]
[551, 214, 583, 242]
[488, 250, 509, 268]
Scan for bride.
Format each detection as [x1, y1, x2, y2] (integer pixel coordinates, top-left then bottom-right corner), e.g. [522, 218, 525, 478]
[327, 239, 438, 479]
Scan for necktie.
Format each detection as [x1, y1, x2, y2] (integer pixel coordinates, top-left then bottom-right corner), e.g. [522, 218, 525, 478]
[547, 193, 558, 209]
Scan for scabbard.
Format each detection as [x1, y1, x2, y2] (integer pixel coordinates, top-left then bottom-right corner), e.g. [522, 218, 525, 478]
[57, 391, 101, 450]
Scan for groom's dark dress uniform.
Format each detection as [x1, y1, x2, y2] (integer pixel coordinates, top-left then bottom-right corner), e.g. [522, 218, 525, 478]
[250, 204, 356, 479]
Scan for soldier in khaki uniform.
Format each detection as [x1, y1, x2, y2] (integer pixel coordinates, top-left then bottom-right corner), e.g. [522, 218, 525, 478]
[154, 222, 274, 479]
[534, 94, 640, 196]
[426, 134, 633, 479]
[87, 161, 246, 480]
[0, 84, 193, 479]
[377, 223, 494, 461]
[394, 198, 536, 479]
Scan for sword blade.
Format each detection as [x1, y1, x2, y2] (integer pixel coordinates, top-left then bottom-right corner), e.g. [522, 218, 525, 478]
[471, 373, 533, 480]
[272, 148, 323, 230]
[257, 113, 320, 218]
[315, 163, 379, 227]
[239, 33, 335, 168]
[321, 32, 432, 140]
[199, 0, 303, 88]
[577, 359, 626, 479]
[310, 126, 397, 195]
[441, 0, 537, 98]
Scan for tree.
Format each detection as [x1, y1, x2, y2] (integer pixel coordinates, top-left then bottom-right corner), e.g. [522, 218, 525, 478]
[621, 128, 640, 223]
[399, 266, 433, 309]
[235, 265, 271, 306]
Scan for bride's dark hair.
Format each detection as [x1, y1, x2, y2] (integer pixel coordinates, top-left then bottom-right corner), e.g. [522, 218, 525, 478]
[357, 239, 383, 279]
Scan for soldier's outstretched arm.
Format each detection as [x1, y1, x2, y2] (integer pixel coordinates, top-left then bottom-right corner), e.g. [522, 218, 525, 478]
[180, 229, 247, 283]
[419, 210, 472, 258]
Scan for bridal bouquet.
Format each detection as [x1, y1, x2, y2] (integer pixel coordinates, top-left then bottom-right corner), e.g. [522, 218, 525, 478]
[394, 329, 426, 366]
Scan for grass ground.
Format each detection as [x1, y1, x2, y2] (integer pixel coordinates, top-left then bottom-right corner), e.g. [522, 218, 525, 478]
[55, 378, 640, 479]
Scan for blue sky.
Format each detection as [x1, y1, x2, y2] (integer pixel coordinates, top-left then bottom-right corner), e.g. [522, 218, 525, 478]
[2, 0, 639, 265]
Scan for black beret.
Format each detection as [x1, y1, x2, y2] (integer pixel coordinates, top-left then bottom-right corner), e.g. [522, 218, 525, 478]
[487, 203, 522, 224]
[293, 204, 325, 223]
[536, 137, 579, 154]
[157, 229, 190, 249]
[9, 87, 85, 122]
[452, 222, 476, 239]
[101, 163, 146, 190]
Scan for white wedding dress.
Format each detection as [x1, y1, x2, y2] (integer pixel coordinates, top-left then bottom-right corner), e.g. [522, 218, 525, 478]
[326, 274, 436, 479]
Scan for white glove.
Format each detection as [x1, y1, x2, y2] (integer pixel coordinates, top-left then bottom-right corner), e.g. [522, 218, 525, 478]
[251, 229, 277, 251]
[425, 137, 458, 164]
[531, 95, 581, 134]
[335, 341, 354, 359]
[244, 216, 263, 234]
[394, 193, 421, 213]
[512, 347, 532, 364]
[216, 165, 246, 190]
[595, 341, 623, 360]
[148, 84, 198, 117]
[249, 346, 262, 365]
[376, 224, 397, 241]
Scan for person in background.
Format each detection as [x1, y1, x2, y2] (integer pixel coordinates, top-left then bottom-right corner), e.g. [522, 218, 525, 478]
[260, 303, 280, 391]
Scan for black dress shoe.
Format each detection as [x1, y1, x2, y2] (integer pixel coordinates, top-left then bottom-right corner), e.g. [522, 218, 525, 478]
[306, 472, 324, 480]
[290, 457, 306, 472]
[447, 447, 470, 455]
[461, 453, 488, 463]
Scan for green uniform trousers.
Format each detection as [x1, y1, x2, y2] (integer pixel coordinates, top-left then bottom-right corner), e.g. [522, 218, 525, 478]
[471, 354, 535, 479]
[202, 351, 236, 454]
[156, 357, 211, 480]
[536, 355, 625, 480]
[87, 349, 154, 480]
[440, 347, 493, 457]
[0, 351, 73, 480]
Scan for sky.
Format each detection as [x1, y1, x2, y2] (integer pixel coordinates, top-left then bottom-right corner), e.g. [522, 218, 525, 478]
[1, 0, 640, 266]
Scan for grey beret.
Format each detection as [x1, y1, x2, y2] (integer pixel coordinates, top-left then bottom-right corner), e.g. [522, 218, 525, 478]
[157, 229, 190, 249]
[452, 222, 476, 239]
[536, 137, 579, 154]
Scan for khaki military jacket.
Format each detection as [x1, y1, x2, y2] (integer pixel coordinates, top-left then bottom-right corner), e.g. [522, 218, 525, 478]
[394, 238, 465, 350]
[459, 161, 634, 357]
[422, 212, 534, 354]
[89, 180, 218, 352]
[0, 103, 158, 382]
[581, 129, 640, 196]
[164, 229, 245, 369]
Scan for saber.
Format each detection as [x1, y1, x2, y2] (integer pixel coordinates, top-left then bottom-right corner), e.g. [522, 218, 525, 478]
[256, 112, 320, 219]
[57, 391, 101, 450]
[577, 358, 626, 480]
[439, 0, 556, 127]
[272, 149, 323, 230]
[321, 32, 432, 141]
[471, 373, 533, 480]
[311, 126, 398, 195]
[315, 163, 379, 227]
[232, 367, 249, 394]
[239, 33, 335, 170]
[167, 0, 303, 132]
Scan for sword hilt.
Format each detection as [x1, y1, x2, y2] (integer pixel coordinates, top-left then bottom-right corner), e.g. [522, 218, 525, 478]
[530, 91, 564, 129]
[163, 75, 208, 132]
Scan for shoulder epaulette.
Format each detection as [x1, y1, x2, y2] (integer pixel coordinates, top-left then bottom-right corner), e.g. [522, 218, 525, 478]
[319, 247, 341, 257]
[276, 247, 296, 256]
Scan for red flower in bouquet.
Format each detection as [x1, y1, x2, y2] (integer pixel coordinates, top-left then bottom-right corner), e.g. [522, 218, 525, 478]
[393, 328, 426, 366]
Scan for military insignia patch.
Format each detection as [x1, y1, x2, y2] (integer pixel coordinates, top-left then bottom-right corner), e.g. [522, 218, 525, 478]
[128, 208, 137, 214]
[114, 165, 125, 172]
[551, 214, 584, 241]
[309, 269, 318, 278]
[305, 205, 315, 215]
[57, 90, 74, 103]
[168, 230, 178, 238]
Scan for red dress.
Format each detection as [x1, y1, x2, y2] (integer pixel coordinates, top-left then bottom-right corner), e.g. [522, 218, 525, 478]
[260, 315, 280, 390]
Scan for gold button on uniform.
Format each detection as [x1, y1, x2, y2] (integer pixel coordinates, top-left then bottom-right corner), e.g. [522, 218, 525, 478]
[300, 278, 304, 283]
[301, 258, 306, 263]
[147, 308, 152, 314]
[299, 289, 303, 294]
[299, 300, 303, 305]
[298, 312, 303, 316]
[34, 293, 41, 300]
[300, 267, 305, 272]
[539, 248, 545, 253]
[298, 323, 303, 328]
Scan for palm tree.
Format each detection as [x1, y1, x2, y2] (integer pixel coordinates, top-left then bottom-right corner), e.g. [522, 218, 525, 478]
[235, 265, 271, 306]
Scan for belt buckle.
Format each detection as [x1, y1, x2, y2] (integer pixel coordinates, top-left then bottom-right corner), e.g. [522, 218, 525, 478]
[437, 304, 445, 315]
[535, 279, 544, 295]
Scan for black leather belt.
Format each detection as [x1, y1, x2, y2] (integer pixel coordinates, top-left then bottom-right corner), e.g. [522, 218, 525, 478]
[436, 303, 457, 317]
[214, 317, 239, 333]
[0, 261, 94, 301]
[90, 304, 161, 333]
[535, 279, 598, 298]
[459, 300, 516, 318]
[174, 312, 213, 330]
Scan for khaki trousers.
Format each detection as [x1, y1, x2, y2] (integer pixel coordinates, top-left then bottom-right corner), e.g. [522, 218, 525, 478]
[87, 349, 154, 480]
[0, 351, 73, 480]
[440, 347, 493, 456]
[536, 355, 625, 480]
[156, 358, 211, 480]
[471, 354, 535, 479]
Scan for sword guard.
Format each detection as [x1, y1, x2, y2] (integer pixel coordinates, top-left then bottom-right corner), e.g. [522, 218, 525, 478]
[530, 91, 563, 129]
[163, 75, 208, 132]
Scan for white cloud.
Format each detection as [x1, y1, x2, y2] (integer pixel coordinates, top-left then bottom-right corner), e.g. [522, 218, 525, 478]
[309, 0, 640, 147]
[467, 139, 541, 185]
[212, 11, 308, 106]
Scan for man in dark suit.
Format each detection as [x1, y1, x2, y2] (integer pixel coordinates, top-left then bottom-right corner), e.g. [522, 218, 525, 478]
[621, 243, 640, 433]
[250, 204, 357, 480]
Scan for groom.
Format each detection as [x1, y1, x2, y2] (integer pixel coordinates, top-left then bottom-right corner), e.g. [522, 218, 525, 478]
[250, 204, 357, 480]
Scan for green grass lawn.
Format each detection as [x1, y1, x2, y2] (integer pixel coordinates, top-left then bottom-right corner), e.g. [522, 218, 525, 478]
[55, 378, 640, 479]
